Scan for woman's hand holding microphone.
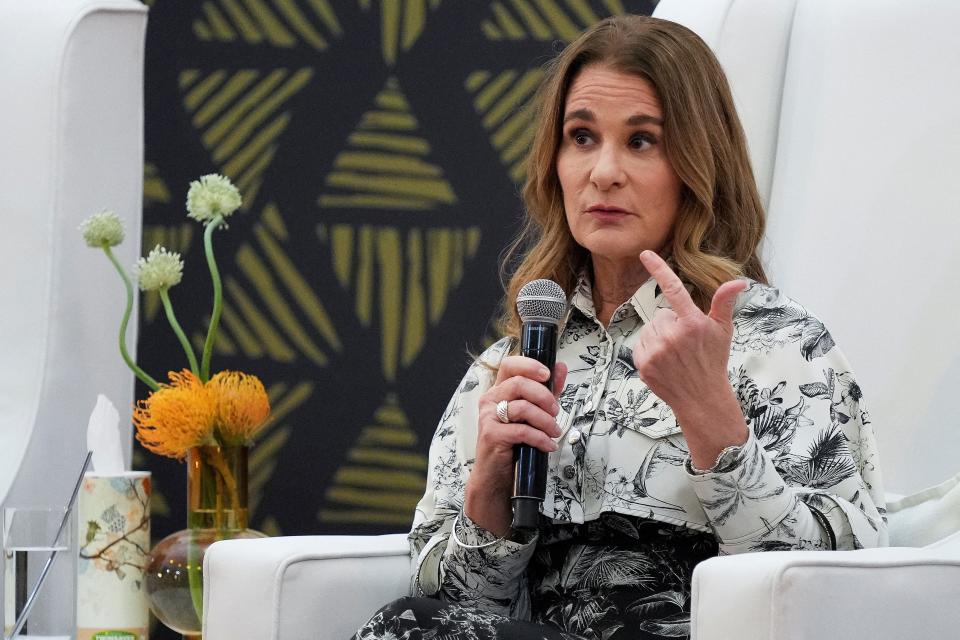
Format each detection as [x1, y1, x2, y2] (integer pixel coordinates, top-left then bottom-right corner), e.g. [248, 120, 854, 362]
[464, 357, 568, 537]
[462, 248, 748, 536]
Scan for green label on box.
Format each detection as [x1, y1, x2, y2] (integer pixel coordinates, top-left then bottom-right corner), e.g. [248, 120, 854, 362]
[92, 632, 137, 640]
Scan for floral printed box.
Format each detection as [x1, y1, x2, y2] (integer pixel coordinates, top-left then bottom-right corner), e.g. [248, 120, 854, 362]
[77, 473, 150, 640]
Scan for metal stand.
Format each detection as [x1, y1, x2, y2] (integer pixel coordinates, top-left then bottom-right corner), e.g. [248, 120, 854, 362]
[14, 552, 27, 635]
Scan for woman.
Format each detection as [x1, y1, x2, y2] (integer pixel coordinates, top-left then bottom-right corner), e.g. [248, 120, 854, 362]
[355, 14, 886, 640]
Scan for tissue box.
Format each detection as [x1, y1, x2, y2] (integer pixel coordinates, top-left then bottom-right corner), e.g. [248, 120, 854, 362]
[77, 472, 150, 640]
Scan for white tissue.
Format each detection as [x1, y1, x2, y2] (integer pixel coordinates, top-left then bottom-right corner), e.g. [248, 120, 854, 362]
[86, 394, 126, 474]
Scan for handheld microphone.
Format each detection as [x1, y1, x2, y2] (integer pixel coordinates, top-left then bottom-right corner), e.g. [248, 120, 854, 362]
[512, 279, 567, 530]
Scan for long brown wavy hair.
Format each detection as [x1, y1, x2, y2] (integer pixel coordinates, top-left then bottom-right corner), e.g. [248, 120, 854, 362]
[498, 14, 767, 339]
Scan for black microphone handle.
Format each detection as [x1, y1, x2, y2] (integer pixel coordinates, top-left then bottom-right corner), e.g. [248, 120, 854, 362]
[512, 321, 558, 530]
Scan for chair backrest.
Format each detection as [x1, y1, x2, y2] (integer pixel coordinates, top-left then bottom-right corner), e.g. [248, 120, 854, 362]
[0, 0, 147, 508]
[655, 0, 960, 494]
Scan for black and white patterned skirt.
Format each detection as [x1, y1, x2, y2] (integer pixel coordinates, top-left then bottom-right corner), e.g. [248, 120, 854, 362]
[353, 514, 718, 640]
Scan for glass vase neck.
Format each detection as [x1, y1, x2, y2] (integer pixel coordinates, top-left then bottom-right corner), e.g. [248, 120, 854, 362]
[186, 444, 250, 530]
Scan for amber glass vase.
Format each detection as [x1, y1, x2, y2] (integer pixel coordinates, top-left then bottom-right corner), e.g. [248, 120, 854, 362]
[145, 445, 267, 638]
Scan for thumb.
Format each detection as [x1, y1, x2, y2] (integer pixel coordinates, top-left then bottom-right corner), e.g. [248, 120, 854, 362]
[708, 279, 748, 323]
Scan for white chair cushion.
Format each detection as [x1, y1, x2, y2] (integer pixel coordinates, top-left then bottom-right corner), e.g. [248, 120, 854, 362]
[761, 0, 960, 495]
[886, 474, 960, 547]
[203, 534, 411, 640]
[692, 534, 960, 640]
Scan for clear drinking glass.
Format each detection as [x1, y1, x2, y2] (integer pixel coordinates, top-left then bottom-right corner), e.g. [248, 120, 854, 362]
[3, 507, 77, 639]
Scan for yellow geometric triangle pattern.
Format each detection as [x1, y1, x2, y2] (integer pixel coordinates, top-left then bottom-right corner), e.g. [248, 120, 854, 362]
[144, 162, 171, 207]
[318, 77, 456, 211]
[359, 0, 443, 66]
[179, 68, 314, 210]
[195, 203, 342, 366]
[249, 380, 315, 520]
[318, 393, 426, 527]
[464, 68, 544, 183]
[481, 0, 627, 42]
[193, 0, 343, 50]
[319, 224, 481, 381]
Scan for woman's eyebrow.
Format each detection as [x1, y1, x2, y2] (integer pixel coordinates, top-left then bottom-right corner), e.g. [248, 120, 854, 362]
[562, 109, 663, 127]
[563, 108, 595, 123]
[627, 114, 663, 126]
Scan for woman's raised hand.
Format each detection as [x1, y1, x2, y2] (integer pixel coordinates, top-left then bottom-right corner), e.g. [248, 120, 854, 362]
[634, 250, 749, 469]
[464, 356, 568, 536]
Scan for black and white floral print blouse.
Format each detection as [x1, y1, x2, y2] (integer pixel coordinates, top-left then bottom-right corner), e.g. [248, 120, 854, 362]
[409, 276, 887, 620]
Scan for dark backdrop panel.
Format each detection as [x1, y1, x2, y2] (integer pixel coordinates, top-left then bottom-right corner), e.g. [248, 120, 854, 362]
[139, 0, 656, 633]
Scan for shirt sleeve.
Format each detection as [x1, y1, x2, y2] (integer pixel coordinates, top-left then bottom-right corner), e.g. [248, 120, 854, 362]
[408, 337, 538, 618]
[684, 288, 888, 554]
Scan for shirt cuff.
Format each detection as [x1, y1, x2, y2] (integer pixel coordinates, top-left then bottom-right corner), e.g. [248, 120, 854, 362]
[686, 430, 794, 544]
[686, 441, 747, 475]
[454, 510, 538, 549]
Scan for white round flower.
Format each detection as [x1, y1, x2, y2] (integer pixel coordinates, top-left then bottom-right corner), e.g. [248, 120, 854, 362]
[186, 174, 242, 223]
[136, 245, 184, 291]
[80, 210, 125, 247]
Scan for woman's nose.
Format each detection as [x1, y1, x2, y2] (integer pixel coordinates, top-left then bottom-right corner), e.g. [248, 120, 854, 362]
[589, 145, 626, 191]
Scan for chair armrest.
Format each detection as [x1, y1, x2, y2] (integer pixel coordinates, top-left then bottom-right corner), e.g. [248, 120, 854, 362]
[203, 534, 411, 640]
[691, 532, 960, 640]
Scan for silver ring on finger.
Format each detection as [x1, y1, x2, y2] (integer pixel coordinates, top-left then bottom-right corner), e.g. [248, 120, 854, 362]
[496, 399, 510, 424]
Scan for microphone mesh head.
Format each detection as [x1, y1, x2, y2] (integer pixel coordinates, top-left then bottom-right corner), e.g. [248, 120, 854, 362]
[517, 279, 566, 324]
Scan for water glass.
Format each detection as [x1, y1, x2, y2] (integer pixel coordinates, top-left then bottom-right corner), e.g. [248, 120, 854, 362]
[3, 507, 77, 639]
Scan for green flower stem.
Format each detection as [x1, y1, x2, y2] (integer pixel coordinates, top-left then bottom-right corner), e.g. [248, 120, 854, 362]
[206, 448, 243, 529]
[159, 288, 200, 377]
[186, 447, 240, 625]
[102, 246, 159, 391]
[200, 215, 225, 382]
[187, 536, 203, 624]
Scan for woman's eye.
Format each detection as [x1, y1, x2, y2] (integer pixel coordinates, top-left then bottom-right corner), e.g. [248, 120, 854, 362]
[570, 129, 592, 145]
[630, 134, 654, 150]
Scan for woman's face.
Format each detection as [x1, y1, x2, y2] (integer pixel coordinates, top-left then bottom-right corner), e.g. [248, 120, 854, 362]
[556, 65, 683, 265]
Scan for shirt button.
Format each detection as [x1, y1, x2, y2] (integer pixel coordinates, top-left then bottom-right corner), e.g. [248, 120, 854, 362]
[562, 465, 576, 479]
[567, 429, 582, 445]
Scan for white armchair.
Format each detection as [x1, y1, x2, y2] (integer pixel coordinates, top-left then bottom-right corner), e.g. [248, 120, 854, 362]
[204, 0, 960, 637]
[0, 0, 147, 631]
[0, 0, 147, 508]
[206, 523, 960, 640]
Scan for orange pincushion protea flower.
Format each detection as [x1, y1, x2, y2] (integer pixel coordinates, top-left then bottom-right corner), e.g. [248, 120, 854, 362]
[133, 370, 216, 459]
[209, 371, 271, 444]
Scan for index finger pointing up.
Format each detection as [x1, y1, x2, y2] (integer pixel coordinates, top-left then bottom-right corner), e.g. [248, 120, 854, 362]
[639, 250, 700, 317]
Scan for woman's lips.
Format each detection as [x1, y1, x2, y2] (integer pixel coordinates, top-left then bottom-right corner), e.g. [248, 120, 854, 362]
[586, 205, 631, 220]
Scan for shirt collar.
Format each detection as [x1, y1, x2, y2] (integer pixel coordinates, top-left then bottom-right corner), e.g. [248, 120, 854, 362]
[569, 272, 666, 324]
